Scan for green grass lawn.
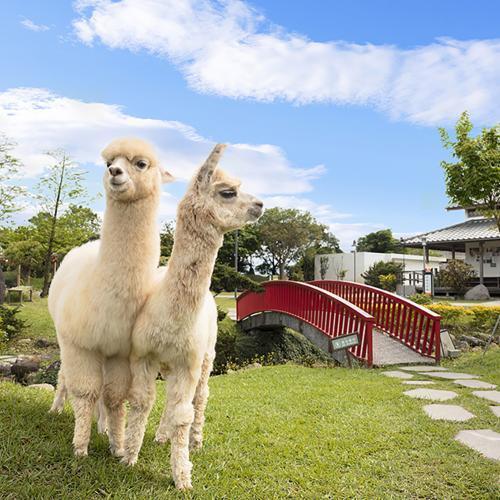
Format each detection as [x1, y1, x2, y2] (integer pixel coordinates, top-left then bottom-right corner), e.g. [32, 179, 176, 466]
[1, 356, 499, 499]
[16, 296, 56, 341]
[214, 294, 236, 312]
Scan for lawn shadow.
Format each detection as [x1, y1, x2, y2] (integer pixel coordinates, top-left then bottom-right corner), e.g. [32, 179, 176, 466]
[0, 386, 182, 498]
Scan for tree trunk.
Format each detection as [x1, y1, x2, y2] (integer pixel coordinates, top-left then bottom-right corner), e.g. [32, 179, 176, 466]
[40, 157, 66, 297]
[279, 262, 286, 280]
[0, 266, 5, 304]
[16, 264, 21, 286]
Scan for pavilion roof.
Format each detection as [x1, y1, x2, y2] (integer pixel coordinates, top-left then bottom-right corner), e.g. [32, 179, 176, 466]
[404, 218, 499, 247]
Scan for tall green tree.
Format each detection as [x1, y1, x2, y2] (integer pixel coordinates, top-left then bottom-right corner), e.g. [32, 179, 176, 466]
[34, 151, 91, 296]
[255, 207, 336, 280]
[0, 135, 26, 226]
[217, 225, 260, 273]
[159, 221, 175, 265]
[0, 135, 26, 302]
[440, 111, 500, 230]
[356, 229, 400, 253]
[4, 239, 44, 285]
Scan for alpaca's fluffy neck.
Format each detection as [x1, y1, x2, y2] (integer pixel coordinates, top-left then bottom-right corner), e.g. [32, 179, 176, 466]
[98, 194, 160, 289]
[163, 205, 223, 319]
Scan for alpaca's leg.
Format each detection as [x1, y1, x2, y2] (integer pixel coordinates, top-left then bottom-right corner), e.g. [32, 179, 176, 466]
[102, 356, 131, 456]
[189, 355, 213, 451]
[168, 364, 202, 490]
[155, 380, 172, 444]
[49, 367, 67, 414]
[64, 345, 102, 456]
[121, 356, 159, 466]
[95, 396, 108, 435]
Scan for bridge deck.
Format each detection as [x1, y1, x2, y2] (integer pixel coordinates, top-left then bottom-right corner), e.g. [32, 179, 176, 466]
[372, 330, 435, 367]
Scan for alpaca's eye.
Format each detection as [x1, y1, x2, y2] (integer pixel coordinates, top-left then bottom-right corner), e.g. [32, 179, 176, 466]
[220, 190, 237, 199]
[106, 160, 113, 167]
[136, 159, 149, 170]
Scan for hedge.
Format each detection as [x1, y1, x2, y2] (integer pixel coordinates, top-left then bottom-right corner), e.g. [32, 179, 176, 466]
[429, 304, 500, 333]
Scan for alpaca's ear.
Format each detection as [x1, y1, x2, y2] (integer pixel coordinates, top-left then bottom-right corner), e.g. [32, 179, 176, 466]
[160, 167, 175, 184]
[195, 143, 226, 190]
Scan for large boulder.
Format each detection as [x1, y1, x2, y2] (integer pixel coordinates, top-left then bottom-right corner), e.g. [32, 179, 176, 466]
[10, 358, 40, 383]
[464, 284, 490, 301]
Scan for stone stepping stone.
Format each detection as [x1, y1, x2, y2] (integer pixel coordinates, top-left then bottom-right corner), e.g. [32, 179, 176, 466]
[455, 429, 500, 461]
[403, 380, 436, 385]
[382, 370, 413, 379]
[420, 372, 479, 380]
[399, 365, 448, 372]
[454, 379, 497, 389]
[472, 391, 500, 404]
[490, 406, 500, 417]
[404, 388, 458, 401]
[423, 404, 474, 422]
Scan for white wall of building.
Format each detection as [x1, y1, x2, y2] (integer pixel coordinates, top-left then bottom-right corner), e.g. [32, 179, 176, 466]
[314, 252, 447, 283]
[465, 241, 500, 278]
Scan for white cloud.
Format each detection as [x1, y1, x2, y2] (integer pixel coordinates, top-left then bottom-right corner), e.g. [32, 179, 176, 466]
[72, 0, 500, 125]
[0, 87, 321, 197]
[21, 18, 50, 32]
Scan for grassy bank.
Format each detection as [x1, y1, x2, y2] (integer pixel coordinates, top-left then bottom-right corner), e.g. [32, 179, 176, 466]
[1, 358, 499, 498]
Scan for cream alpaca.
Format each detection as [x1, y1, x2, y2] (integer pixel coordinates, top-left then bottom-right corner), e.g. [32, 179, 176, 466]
[121, 144, 263, 490]
[48, 138, 172, 457]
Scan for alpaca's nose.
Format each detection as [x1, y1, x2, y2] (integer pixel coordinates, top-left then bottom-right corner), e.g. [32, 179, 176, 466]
[108, 166, 123, 177]
[254, 200, 264, 209]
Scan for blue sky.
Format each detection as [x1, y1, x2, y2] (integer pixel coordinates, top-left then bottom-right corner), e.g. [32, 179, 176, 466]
[1, 0, 499, 249]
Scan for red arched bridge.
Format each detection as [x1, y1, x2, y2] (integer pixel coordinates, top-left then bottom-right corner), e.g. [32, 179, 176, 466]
[236, 281, 441, 367]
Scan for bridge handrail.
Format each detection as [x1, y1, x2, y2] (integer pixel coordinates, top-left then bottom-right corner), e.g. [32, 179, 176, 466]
[310, 280, 441, 361]
[237, 280, 375, 365]
[310, 281, 441, 319]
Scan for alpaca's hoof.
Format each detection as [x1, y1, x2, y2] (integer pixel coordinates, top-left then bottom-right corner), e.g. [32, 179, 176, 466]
[110, 445, 125, 458]
[173, 461, 193, 490]
[49, 404, 63, 414]
[189, 435, 203, 451]
[120, 454, 137, 466]
[154, 431, 170, 445]
[74, 447, 88, 457]
[174, 476, 193, 491]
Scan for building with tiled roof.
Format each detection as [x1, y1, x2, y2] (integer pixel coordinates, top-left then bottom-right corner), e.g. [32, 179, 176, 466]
[403, 208, 500, 289]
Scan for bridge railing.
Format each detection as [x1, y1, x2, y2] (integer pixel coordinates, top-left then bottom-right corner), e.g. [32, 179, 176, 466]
[237, 281, 375, 365]
[310, 281, 441, 361]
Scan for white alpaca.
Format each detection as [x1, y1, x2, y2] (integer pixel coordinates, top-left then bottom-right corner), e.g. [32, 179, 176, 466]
[48, 138, 172, 457]
[121, 144, 263, 489]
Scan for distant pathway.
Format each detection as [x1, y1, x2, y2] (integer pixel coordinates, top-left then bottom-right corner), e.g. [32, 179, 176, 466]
[381, 365, 500, 461]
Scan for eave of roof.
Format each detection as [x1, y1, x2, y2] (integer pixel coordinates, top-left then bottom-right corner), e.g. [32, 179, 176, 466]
[403, 218, 500, 247]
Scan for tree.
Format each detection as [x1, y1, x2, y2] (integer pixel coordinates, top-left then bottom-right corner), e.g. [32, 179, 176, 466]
[210, 263, 261, 295]
[255, 207, 336, 279]
[217, 225, 260, 273]
[0, 135, 26, 226]
[356, 229, 400, 253]
[439, 259, 475, 296]
[34, 151, 90, 296]
[362, 261, 404, 290]
[160, 221, 175, 263]
[0, 135, 26, 303]
[440, 112, 500, 230]
[4, 239, 44, 285]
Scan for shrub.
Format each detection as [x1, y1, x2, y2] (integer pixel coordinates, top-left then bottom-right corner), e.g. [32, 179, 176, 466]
[0, 305, 27, 342]
[429, 304, 500, 337]
[217, 305, 227, 322]
[409, 293, 432, 305]
[438, 260, 475, 296]
[362, 261, 404, 290]
[379, 273, 397, 292]
[213, 317, 332, 375]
